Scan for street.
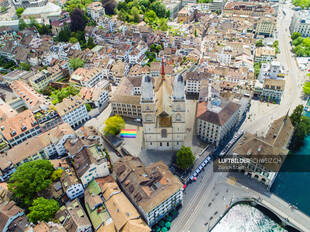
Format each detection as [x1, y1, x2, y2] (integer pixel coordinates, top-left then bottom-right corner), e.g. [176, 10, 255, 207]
[242, 2, 306, 135]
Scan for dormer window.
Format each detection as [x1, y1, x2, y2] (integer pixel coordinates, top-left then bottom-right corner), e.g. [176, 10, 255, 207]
[21, 125, 27, 131]
[10, 130, 16, 136]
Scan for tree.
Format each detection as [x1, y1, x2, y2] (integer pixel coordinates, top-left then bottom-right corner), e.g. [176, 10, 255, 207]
[51, 169, 63, 181]
[104, 115, 125, 135]
[303, 82, 310, 96]
[69, 58, 84, 70]
[19, 62, 31, 71]
[144, 10, 157, 24]
[87, 37, 96, 49]
[16, 7, 24, 18]
[70, 8, 86, 32]
[57, 25, 71, 42]
[150, 1, 166, 18]
[131, 6, 140, 23]
[291, 32, 301, 40]
[176, 146, 195, 170]
[8, 160, 54, 207]
[102, 0, 117, 15]
[27, 197, 59, 223]
[255, 39, 263, 47]
[290, 105, 304, 127]
[69, 37, 79, 43]
[18, 19, 27, 30]
[158, 18, 168, 31]
[86, 103, 92, 111]
[254, 62, 261, 77]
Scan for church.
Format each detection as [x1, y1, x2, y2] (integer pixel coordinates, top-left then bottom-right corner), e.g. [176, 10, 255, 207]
[141, 59, 186, 150]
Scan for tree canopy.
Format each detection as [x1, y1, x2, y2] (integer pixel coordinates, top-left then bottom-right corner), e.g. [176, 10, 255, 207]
[303, 82, 310, 96]
[255, 39, 263, 47]
[71, 8, 86, 32]
[292, 0, 310, 9]
[291, 33, 310, 57]
[16, 8, 24, 18]
[289, 105, 310, 151]
[27, 197, 59, 223]
[176, 146, 195, 170]
[49, 85, 80, 105]
[116, 0, 169, 30]
[8, 160, 54, 207]
[69, 57, 85, 70]
[104, 115, 125, 135]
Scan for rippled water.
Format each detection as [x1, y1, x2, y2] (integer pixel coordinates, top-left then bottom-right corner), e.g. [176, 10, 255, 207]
[212, 204, 286, 232]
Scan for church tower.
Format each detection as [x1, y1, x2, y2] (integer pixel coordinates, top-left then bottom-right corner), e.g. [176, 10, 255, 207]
[172, 74, 186, 150]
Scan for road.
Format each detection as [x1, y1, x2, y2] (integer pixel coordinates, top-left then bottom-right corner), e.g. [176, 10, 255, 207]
[242, 2, 306, 135]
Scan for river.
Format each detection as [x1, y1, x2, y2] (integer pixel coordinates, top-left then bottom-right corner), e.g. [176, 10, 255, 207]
[212, 204, 286, 232]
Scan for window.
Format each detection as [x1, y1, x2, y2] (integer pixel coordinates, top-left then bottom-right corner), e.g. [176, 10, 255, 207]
[160, 142, 162, 146]
[146, 115, 152, 121]
[161, 129, 167, 138]
[167, 142, 169, 146]
[176, 113, 181, 121]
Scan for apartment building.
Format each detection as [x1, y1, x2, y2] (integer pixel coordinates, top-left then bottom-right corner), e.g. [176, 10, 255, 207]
[115, 156, 183, 226]
[184, 72, 210, 94]
[55, 199, 92, 232]
[254, 47, 276, 62]
[55, 95, 89, 128]
[65, 138, 109, 187]
[111, 77, 142, 119]
[61, 167, 84, 200]
[255, 18, 276, 37]
[0, 110, 41, 147]
[87, 2, 105, 21]
[10, 80, 50, 111]
[196, 86, 241, 146]
[29, 65, 64, 91]
[231, 115, 294, 189]
[70, 67, 104, 88]
[290, 10, 310, 37]
[0, 201, 25, 232]
[79, 80, 110, 109]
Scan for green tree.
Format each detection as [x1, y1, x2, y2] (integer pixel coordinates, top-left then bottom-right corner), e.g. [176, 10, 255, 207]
[303, 82, 310, 96]
[176, 146, 195, 170]
[87, 37, 96, 49]
[18, 19, 27, 30]
[69, 37, 79, 43]
[1, 6, 6, 12]
[158, 18, 168, 31]
[104, 115, 125, 135]
[51, 169, 63, 181]
[215, 9, 221, 15]
[8, 160, 54, 207]
[131, 6, 140, 23]
[291, 32, 301, 40]
[69, 57, 84, 70]
[19, 62, 31, 71]
[255, 39, 263, 47]
[290, 104, 304, 127]
[254, 62, 261, 77]
[16, 7, 24, 18]
[27, 197, 59, 223]
[86, 103, 92, 111]
[144, 10, 157, 24]
[57, 25, 71, 42]
[150, 1, 166, 18]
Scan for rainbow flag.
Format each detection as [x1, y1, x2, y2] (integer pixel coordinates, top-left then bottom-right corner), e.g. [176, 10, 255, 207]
[120, 129, 137, 138]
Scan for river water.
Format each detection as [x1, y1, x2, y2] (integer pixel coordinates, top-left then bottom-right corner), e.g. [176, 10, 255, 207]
[271, 135, 310, 216]
[212, 204, 286, 232]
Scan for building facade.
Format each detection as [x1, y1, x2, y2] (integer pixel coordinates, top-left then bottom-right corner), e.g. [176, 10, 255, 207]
[290, 10, 310, 37]
[55, 95, 89, 128]
[141, 60, 186, 151]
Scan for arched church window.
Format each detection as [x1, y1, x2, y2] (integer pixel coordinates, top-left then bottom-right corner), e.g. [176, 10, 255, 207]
[161, 129, 167, 138]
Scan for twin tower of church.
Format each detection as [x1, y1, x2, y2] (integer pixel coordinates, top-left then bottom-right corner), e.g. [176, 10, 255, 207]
[141, 59, 186, 151]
